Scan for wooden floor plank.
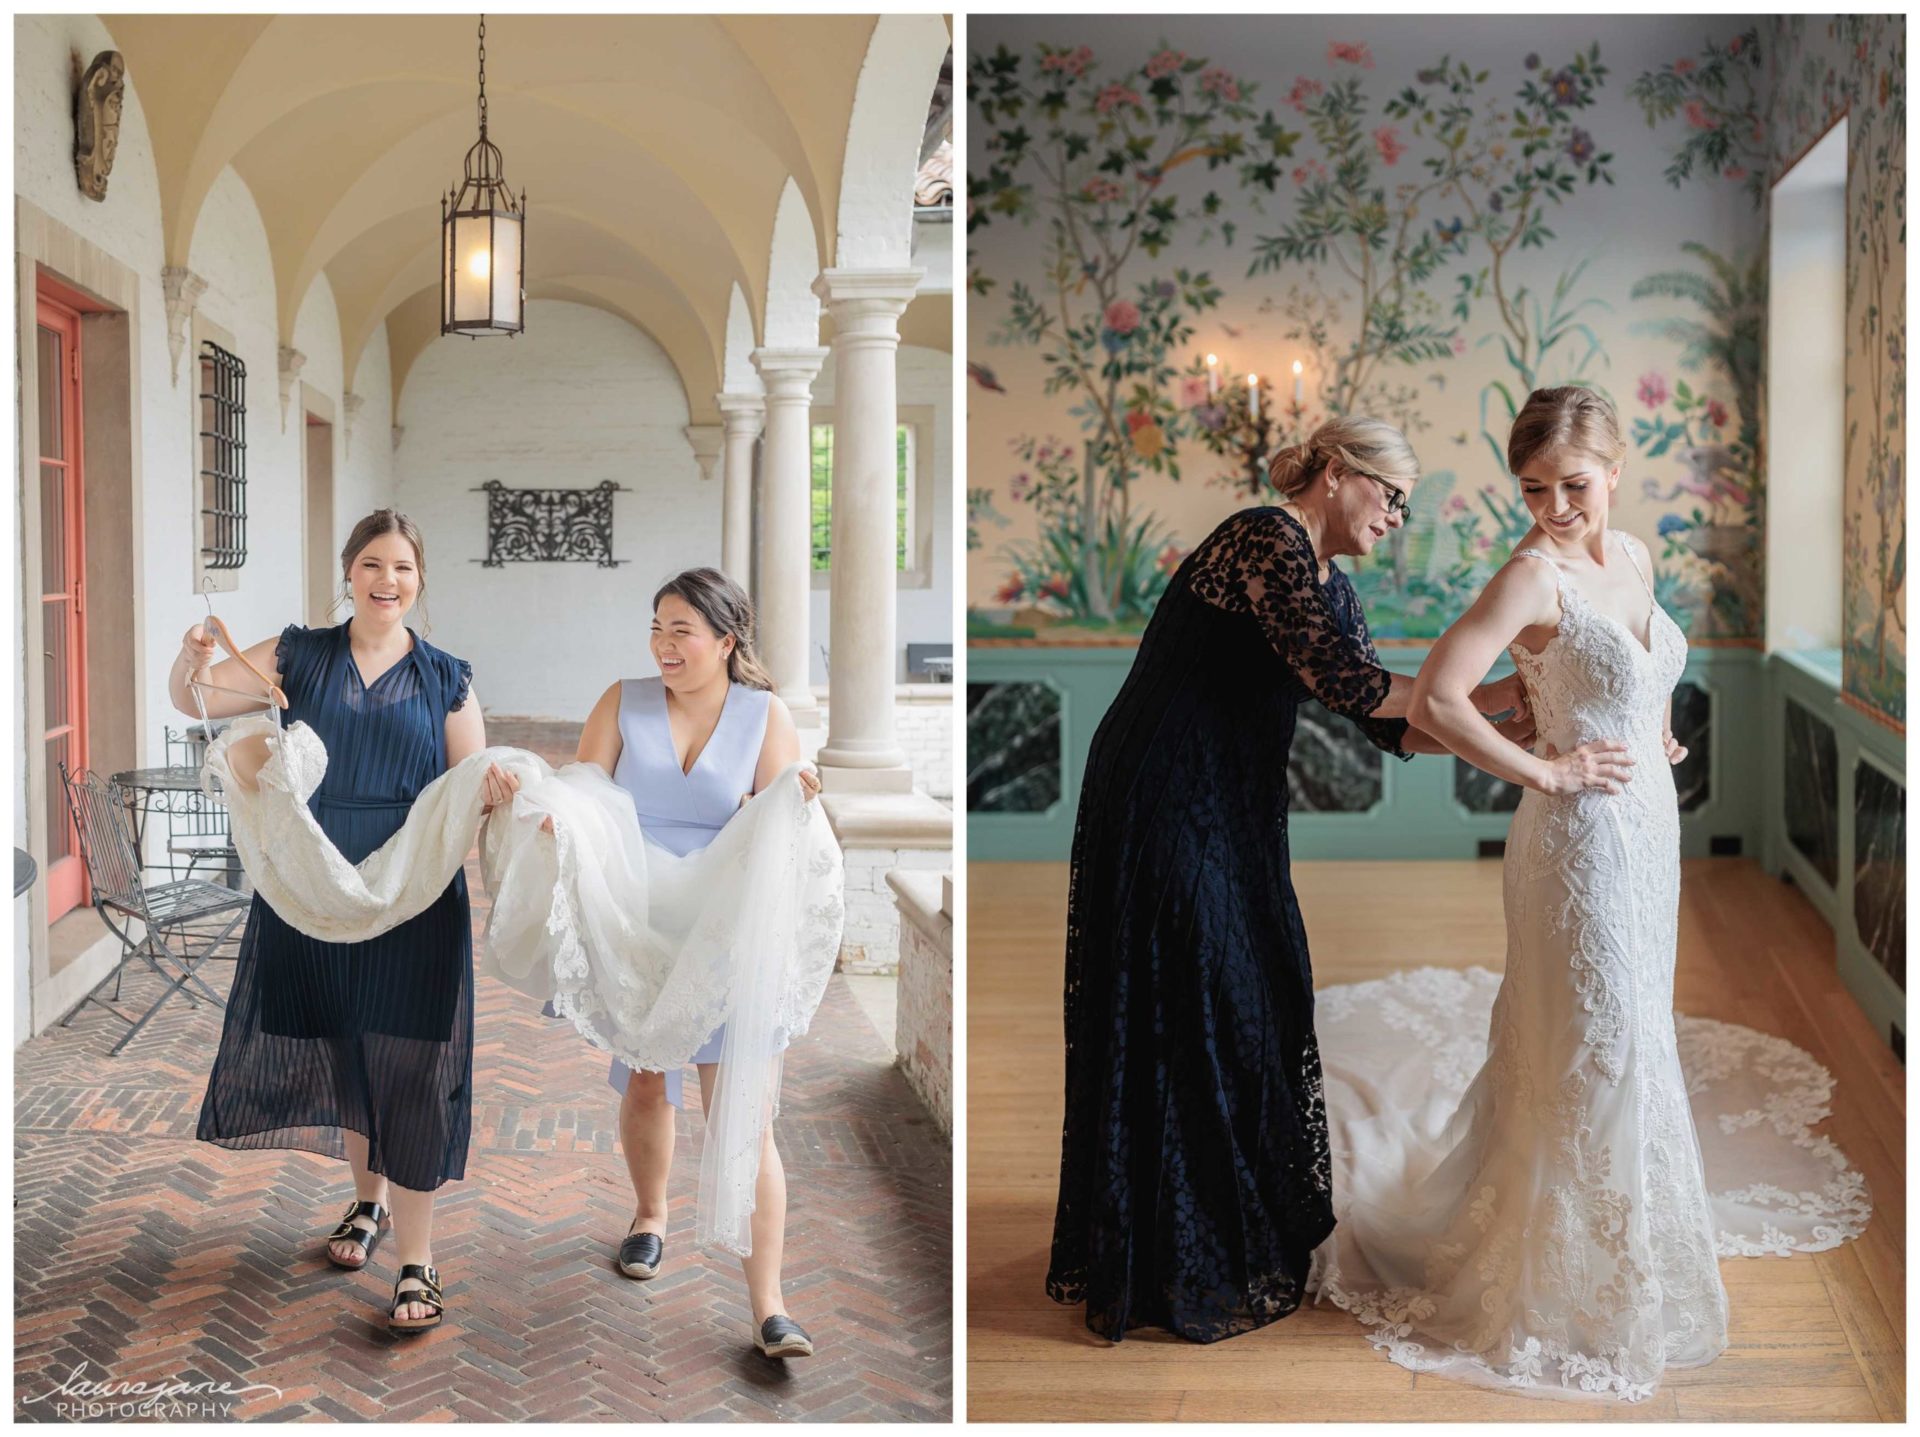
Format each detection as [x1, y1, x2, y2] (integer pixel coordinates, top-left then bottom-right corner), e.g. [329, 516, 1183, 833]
[967, 859, 1906, 1424]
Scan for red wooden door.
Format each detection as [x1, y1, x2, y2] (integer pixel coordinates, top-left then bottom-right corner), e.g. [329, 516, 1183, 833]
[37, 284, 88, 920]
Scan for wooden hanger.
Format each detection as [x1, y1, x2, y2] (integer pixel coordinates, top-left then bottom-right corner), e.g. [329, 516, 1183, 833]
[191, 585, 289, 717]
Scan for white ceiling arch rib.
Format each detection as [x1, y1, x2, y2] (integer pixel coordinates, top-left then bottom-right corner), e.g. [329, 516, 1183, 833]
[98, 12, 902, 424]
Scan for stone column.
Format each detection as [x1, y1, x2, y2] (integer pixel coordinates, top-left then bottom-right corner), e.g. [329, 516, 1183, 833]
[812, 268, 922, 788]
[749, 347, 827, 729]
[715, 392, 765, 591]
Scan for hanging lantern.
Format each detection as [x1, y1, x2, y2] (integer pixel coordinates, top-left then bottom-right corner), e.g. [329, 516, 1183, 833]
[441, 14, 524, 337]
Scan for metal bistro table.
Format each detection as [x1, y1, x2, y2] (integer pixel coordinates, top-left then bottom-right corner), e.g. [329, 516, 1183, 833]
[109, 765, 242, 890]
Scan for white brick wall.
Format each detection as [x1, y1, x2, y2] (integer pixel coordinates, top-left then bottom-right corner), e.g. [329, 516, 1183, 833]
[896, 685, 954, 802]
[394, 300, 717, 720]
[891, 871, 953, 1137]
[839, 845, 949, 975]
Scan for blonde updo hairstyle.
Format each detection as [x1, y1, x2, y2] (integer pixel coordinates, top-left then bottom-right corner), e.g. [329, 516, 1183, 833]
[1266, 415, 1421, 500]
[1506, 385, 1627, 475]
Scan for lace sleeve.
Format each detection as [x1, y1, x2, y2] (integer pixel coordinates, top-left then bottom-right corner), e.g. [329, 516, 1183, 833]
[1329, 572, 1413, 761]
[1188, 510, 1400, 726]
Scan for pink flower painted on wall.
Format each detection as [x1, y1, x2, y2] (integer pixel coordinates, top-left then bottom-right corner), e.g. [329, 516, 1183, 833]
[1197, 67, 1241, 101]
[1178, 375, 1211, 408]
[1039, 46, 1093, 78]
[1684, 99, 1718, 130]
[1094, 82, 1143, 114]
[1009, 472, 1034, 502]
[1081, 178, 1126, 204]
[1328, 41, 1375, 68]
[1705, 399, 1729, 428]
[1673, 58, 1696, 76]
[994, 576, 1025, 605]
[1373, 126, 1406, 165]
[1104, 300, 1141, 335]
[1145, 48, 1186, 79]
[1637, 372, 1670, 408]
[1286, 76, 1325, 114]
[1157, 543, 1186, 575]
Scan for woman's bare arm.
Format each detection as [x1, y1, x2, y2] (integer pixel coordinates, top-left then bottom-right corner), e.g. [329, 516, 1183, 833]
[576, 682, 624, 771]
[749, 697, 820, 803]
[168, 626, 284, 719]
[445, 688, 487, 767]
[1410, 561, 1633, 795]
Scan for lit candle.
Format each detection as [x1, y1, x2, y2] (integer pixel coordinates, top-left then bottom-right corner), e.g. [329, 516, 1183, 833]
[1247, 373, 1259, 422]
[1206, 352, 1219, 400]
[1291, 359, 1304, 406]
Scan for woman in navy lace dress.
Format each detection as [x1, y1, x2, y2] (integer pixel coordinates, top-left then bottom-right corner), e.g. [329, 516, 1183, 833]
[171, 509, 513, 1334]
[1047, 419, 1531, 1343]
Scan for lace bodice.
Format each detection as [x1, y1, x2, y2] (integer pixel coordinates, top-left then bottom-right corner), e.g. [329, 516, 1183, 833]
[1507, 531, 1687, 762]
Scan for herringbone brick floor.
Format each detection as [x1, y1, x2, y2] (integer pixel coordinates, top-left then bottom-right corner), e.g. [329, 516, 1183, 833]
[15, 721, 952, 1422]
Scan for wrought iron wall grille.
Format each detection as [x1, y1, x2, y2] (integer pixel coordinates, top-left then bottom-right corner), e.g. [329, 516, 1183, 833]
[197, 339, 248, 570]
[475, 479, 627, 567]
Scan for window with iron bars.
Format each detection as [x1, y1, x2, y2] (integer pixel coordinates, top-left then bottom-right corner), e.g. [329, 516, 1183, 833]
[198, 339, 248, 571]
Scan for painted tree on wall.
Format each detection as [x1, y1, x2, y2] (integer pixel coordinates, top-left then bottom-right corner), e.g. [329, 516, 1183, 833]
[1237, 43, 1619, 634]
[970, 42, 1271, 624]
[1629, 243, 1765, 638]
[1838, 15, 1906, 720]
[1629, 27, 1767, 210]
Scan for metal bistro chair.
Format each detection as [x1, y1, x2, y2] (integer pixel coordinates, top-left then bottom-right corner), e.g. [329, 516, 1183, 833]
[161, 723, 240, 883]
[57, 763, 249, 1055]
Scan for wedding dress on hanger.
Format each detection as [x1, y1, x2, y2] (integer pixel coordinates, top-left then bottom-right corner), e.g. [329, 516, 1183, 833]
[201, 714, 844, 1256]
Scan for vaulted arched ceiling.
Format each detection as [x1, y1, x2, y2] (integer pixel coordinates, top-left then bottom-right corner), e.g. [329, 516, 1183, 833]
[96, 13, 901, 420]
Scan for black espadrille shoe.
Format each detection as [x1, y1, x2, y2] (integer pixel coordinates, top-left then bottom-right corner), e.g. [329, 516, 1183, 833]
[754, 1315, 814, 1359]
[616, 1226, 664, 1280]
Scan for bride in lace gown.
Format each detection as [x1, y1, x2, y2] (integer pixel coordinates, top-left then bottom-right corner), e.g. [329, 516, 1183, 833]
[1308, 387, 1870, 1403]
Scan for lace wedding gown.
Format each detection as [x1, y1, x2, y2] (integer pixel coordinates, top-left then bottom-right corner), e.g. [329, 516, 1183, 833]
[201, 714, 844, 1255]
[1309, 533, 1870, 1402]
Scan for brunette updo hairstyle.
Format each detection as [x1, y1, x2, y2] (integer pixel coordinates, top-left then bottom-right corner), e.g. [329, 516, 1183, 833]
[1266, 415, 1421, 499]
[1506, 385, 1627, 476]
[652, 568, 774, 691]
[333, 508, 430, 633]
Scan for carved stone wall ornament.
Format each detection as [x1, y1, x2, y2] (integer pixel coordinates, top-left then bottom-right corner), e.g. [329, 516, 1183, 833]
[160, 267, 208, 386]
[74, 50, 124, 201]
[475, 480, 628, 568]
[277, 345, 306, 432]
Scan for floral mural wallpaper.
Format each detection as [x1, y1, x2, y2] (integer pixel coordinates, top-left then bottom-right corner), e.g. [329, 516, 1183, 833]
[967, 13, 1906, 718]
[1763, 15, 1906, 727]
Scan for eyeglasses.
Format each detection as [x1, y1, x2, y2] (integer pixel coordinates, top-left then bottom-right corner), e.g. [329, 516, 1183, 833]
[1357, 470, 1412, 521]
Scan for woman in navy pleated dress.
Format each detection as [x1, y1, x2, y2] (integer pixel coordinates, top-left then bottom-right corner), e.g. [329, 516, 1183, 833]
[170, 509, 517, 1333]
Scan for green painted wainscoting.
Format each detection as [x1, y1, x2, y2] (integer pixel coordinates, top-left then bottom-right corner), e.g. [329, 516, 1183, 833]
[968, 640, 1903, 1052]
[967, 643, 1765, 861]
[1760, 651, 1906, 1052]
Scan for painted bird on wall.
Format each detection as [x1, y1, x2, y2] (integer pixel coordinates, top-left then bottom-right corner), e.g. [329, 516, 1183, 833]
[969, 361, 1007, 394]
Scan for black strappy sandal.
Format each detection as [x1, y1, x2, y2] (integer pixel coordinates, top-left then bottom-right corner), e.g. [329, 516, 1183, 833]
[388, 1263, 445, 1334]
[324, 1199, 389, 1270]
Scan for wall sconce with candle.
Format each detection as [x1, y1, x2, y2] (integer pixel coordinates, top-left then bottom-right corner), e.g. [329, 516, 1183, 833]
[1181, 351, 1316, 498]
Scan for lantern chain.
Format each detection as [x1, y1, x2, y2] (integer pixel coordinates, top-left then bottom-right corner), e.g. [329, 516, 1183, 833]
[476, 15, 488, 140]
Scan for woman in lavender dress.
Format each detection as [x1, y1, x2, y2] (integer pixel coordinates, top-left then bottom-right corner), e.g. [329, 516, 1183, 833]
[530, 569, 822, 1358]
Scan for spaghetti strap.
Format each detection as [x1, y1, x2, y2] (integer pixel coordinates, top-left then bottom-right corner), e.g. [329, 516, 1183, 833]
[1614, 530, 1656, 599]
[1509, 547, 1565, 588]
